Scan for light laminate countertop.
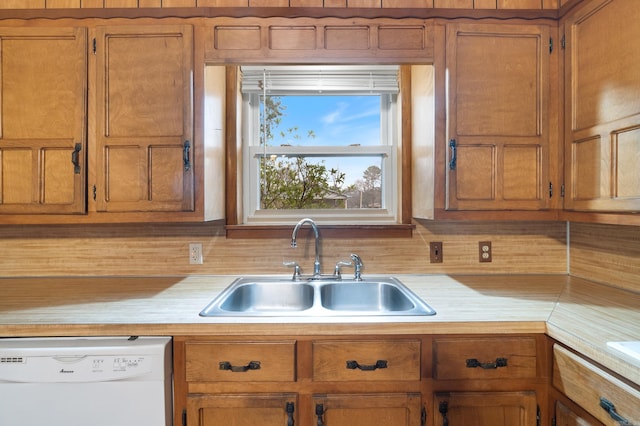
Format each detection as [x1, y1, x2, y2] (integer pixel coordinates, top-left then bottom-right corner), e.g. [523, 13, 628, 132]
[0, 274, 638, 386]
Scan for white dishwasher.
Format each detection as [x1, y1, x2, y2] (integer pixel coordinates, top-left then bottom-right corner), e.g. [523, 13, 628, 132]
[0, 336, 172, 426]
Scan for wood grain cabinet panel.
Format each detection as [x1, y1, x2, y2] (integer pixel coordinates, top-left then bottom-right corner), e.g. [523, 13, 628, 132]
[313, 393, 423, 426]
[434, 391, 538, 426]
[554, 400, 603, 426]
[312, 339, 421, 382]
[553, 344, 640, 426]
[93, 25, 194, 213]
[185, 341, 296, 382]
[188, 393, 298, 426]
[444, 23, 551, 211]
[0, 27, 86, 215]
[564, 0, 640, 212]
[205, 18, 434, 63]
[433, 336, 537, 380]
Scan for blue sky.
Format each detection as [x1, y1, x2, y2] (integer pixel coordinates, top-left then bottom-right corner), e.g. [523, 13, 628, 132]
[270, 95, 381, 147]
[267, 95, 383, 187]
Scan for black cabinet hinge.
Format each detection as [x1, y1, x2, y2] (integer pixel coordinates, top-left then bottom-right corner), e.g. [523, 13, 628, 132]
[421, 406, 427, 426]
[549, 182, 553, 198]
[561, 34, 566, 49]
[537, 405, 541, 426]
[182, 408, 187, 426]
[549, 37, 553, 53]
[92, 38, 96, 54]
[561, 183, 565, 198]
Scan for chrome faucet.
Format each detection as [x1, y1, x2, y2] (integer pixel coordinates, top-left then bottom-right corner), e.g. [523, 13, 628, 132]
[291, 218, 321, 277]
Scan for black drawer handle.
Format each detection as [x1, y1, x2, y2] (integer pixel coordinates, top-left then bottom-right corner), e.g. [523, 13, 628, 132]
[346, 360, 388, 371]
[219, 360, 261, 372]
[599, 397, 633, 426]
[466, 357, 508, 369]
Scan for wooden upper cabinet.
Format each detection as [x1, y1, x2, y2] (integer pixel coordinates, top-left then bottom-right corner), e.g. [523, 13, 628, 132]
[563, 0, 640, 213]
[0, 27, 87, 215]
[92, 25, 194, 213]
[445, 23, 551, 211]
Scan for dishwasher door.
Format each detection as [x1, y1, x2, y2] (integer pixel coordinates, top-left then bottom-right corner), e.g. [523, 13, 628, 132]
[0, 336, 172, 426]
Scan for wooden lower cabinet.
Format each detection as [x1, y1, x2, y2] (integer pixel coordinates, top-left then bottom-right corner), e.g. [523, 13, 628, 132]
[434, 391, 537, 426]
[553, 400, 602, 426]
[313, 393, 423, 426]
[187, 393, 297, 426]
[175, 334, 550, 426]
[552, 344, 639, 426]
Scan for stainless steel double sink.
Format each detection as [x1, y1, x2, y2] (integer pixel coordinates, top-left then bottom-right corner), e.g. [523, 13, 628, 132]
[199, 276, 436, 317]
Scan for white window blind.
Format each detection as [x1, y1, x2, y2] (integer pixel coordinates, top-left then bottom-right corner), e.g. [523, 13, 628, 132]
[241, 65, 400, 95]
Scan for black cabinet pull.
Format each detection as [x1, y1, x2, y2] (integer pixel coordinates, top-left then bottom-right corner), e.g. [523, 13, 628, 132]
[346, 359, 387, 371]
[438, 401, 449, 426]
[183, 140, 191, 172]
[599, 397, 632, 425]
[218, 360, 261, 372]
[315, 403, 324, 426]
[466, 357, 508, 369]
[286, 402, 294, 426]
[448, 139, 457, 170]
[71, 143, 82, 174]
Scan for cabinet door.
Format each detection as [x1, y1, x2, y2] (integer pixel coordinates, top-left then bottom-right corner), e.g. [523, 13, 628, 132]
[563, 0, 640, 212]
[445, 23, 550, 211]
[187, 394, 297, 426]
[93, 25, 194, 213]
[313, 393, 422, 426]
[555, 400, 603, 426]
[0, 27, 86, 214]
[434, 391, 537, 426]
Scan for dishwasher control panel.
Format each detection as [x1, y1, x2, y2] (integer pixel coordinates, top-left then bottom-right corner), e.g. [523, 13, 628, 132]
[0, 354, 156, 382]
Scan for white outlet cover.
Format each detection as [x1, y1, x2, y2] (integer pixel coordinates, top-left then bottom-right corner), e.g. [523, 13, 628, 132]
[189, 243, 203, 265]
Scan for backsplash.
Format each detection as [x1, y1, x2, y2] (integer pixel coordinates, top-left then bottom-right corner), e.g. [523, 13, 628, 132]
[569, 222, 640, 293]
[0, 220, 566, 277]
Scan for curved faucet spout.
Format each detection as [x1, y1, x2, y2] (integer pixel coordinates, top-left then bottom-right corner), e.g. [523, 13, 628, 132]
[291, 218, 321, 276]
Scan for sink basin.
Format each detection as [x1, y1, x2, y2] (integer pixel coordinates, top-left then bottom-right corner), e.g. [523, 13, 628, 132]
[199, 276, 436, 317]
[321, 282, 423, 313]
[203, 281, 315, 314]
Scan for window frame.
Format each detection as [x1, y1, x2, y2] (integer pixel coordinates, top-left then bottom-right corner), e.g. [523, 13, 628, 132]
[224, 65, 415, 238]
[241, 89, 399, 225]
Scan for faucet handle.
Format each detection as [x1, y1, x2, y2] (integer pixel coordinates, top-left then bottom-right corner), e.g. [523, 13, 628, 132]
[283, 261, 302, 280]
[350, 253, 363, 281]
[334, 260, 352, 278]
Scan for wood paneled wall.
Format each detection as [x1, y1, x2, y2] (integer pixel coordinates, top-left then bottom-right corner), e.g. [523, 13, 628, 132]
[1, 0, 562, 10]
[569, 223, 640, 293]
[0, 221, 566, 277]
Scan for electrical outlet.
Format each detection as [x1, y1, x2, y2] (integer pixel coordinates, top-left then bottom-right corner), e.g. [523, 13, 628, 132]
[189, 243, 203, 265]
[479, 241, 492, 263]
[430, 242, 443, 263]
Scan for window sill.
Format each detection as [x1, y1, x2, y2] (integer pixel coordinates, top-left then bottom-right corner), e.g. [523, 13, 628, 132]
[225, 223, 415, 239]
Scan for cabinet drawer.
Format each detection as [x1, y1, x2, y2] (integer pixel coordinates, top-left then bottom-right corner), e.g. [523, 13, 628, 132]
[553, 344, 640, 426]
[433, 337, 537, 380]
[185, 341, 296, 382]
[312, 339, 420, 381]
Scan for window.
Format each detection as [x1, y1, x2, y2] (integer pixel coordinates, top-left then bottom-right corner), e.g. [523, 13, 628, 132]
[240, 65, 401, 225]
